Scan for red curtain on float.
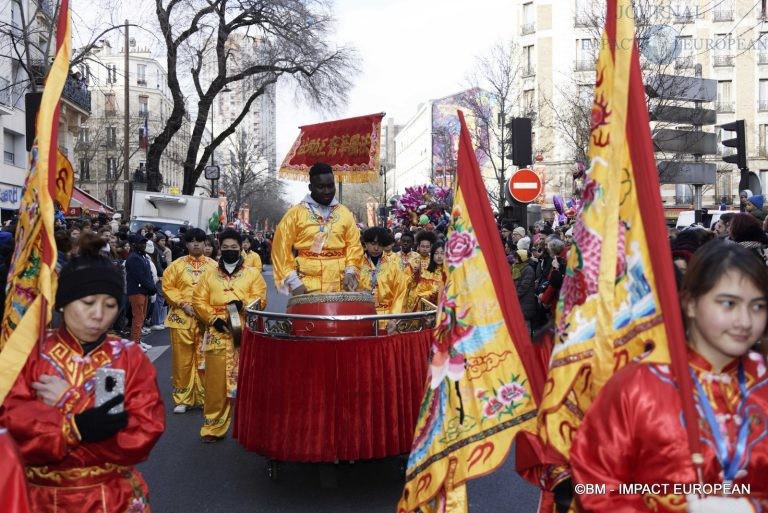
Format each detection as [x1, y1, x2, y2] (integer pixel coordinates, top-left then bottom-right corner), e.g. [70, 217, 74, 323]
[234, 330, 431, 462]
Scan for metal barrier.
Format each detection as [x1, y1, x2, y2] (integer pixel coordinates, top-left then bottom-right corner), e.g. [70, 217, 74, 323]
[245, 299, 438, 339]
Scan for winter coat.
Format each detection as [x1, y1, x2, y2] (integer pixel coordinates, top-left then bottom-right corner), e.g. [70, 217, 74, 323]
[515, 263, 538, 320]
[125, 251, 157, 296]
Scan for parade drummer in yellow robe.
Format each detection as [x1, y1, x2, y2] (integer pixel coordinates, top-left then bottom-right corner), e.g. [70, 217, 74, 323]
[162, 228, 218, 414]
[358, 227, 408, 332]
[192, 229, 267, 443]
[241, 234, 263, 273]
[272, 162, 364, 295]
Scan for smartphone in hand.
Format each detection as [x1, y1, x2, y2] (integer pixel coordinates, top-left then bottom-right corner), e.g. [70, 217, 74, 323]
[95, 367, 126, 414]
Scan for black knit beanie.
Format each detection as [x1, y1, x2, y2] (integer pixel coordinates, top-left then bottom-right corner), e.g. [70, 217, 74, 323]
[55, 263, 124, 309]
[55, 233, 125, 310]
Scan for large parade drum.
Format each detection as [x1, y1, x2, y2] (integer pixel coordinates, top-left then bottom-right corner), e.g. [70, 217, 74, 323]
[286, 292, 377, 337]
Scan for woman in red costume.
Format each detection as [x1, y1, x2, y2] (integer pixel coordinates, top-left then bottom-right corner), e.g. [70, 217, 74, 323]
[571, 240, 768, 512]
[0, 233, 165, 512]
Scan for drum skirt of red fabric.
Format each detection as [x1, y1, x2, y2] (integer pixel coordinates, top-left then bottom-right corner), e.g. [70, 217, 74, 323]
[234, 330, 431, 462]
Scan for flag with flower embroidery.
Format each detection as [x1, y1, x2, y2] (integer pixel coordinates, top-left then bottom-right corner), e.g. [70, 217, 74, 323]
[397, 111, 541, 513]
[0, 0, 73, 403]
[537, 0, 680, 463]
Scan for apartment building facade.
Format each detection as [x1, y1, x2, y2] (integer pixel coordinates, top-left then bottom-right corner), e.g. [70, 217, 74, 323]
[514, 0, 768, 208]
[73, 40, 189, 210]
[203, 34, 277, 180]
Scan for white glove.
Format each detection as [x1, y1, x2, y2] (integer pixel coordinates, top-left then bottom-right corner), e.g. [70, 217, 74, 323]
[685, 495, 753, 513]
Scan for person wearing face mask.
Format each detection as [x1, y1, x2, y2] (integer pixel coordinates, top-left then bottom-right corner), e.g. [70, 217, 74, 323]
[271, 162, 364, 296]
[0, 232, 164, 512]
[162, 228, 217, 414]
[192, 229, 267, 442]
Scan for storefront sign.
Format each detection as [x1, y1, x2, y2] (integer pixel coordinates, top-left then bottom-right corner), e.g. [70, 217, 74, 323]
[0, 185, 21, 210]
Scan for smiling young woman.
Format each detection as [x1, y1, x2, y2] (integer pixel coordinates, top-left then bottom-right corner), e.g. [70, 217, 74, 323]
[570, 240, 768, 512]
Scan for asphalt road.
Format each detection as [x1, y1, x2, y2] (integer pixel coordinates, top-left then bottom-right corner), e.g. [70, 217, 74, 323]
[137, 266, 540, 512]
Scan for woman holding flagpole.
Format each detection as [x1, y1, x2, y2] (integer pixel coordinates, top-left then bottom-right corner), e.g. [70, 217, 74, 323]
[0, 232, 165, 512]
[570, 240, 768, 512]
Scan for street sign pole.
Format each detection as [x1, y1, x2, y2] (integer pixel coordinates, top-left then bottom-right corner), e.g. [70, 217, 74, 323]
[648, 72, 718, 221]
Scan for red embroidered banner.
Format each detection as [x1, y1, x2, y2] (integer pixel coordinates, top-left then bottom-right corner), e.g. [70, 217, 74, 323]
[279, 113, 384, 184]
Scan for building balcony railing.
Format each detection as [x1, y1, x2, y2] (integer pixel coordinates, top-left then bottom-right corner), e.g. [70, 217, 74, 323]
[674, 13, 696, 23]
[713, 10, 734, 21]
[675, 56, 695, 69]
[715, 101, 734, 112]
[575, 59, 596, 71]
[137, 78, 147, 86]
[759, 100, 768, 111]
[759, 145, 768, 157]
[522, 66, 536, 77]
[574, 14, 591, 27]
[713, 55, 734, 67]
[62, 75, 91, 112]
[105, 109, 117, 116]
[0, 77, 11, 107]
[759, 53, 768, 64]
[521, 22, 535, 35]
[36, 0, 55, 18]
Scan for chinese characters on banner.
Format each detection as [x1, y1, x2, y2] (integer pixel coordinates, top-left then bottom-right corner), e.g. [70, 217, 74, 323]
[279, 113, 384, 183]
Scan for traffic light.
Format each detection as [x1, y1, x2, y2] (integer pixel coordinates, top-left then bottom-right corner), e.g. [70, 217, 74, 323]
[720, 119, 747, 170]
[505, 118, 532, 168]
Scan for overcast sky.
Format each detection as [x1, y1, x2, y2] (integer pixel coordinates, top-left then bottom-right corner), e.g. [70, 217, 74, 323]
[276, 0, 516, 200]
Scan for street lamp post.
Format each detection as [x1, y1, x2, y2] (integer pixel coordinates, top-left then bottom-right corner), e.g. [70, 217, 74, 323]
[379, 163, 387, 204]
[207, 87, 231, 198]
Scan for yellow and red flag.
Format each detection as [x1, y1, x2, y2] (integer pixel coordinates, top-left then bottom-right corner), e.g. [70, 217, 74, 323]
[537, 0, 690, 465]
[0, 0, 74, 403]
[397, 111, 542, 513]
[278, 113, 383, 183]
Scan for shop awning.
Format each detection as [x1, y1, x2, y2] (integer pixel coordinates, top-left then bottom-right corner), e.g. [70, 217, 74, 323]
[67, 187, 114, 215]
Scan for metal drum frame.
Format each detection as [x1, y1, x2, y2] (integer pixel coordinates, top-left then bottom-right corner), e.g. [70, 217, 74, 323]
[245, 299, 438, 339]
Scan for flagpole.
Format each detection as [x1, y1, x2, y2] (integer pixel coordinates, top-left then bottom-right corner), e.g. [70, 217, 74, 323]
[621, 1, 703, 479]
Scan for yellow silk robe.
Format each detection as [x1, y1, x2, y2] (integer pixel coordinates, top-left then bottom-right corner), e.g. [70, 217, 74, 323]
[242, 251, 263, 273]
[404, 253, 431, 311]
[162, 255, 217, 407]
[192, 264, 267, 438]
[409, 268, 445, 310]
[163, 256, 218, 329]
[358, 253, 408, 316]
[272, 202, 364, 293]
[192, 265, 268, 352]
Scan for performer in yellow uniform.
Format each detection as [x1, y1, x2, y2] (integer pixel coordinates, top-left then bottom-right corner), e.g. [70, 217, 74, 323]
[162, 228, 217, 414]
[241, 234, 263, 272]
[358, 227, 408, 322]
[405, 230, 437, 311]
[192, 229, 267, 443]
[409, 241, 446, 309]
[395, 231, 416, 273]
[272, 162, 364, 295]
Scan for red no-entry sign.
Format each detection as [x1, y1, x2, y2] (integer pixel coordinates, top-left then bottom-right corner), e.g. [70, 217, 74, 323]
[508, 169, 542, 203]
